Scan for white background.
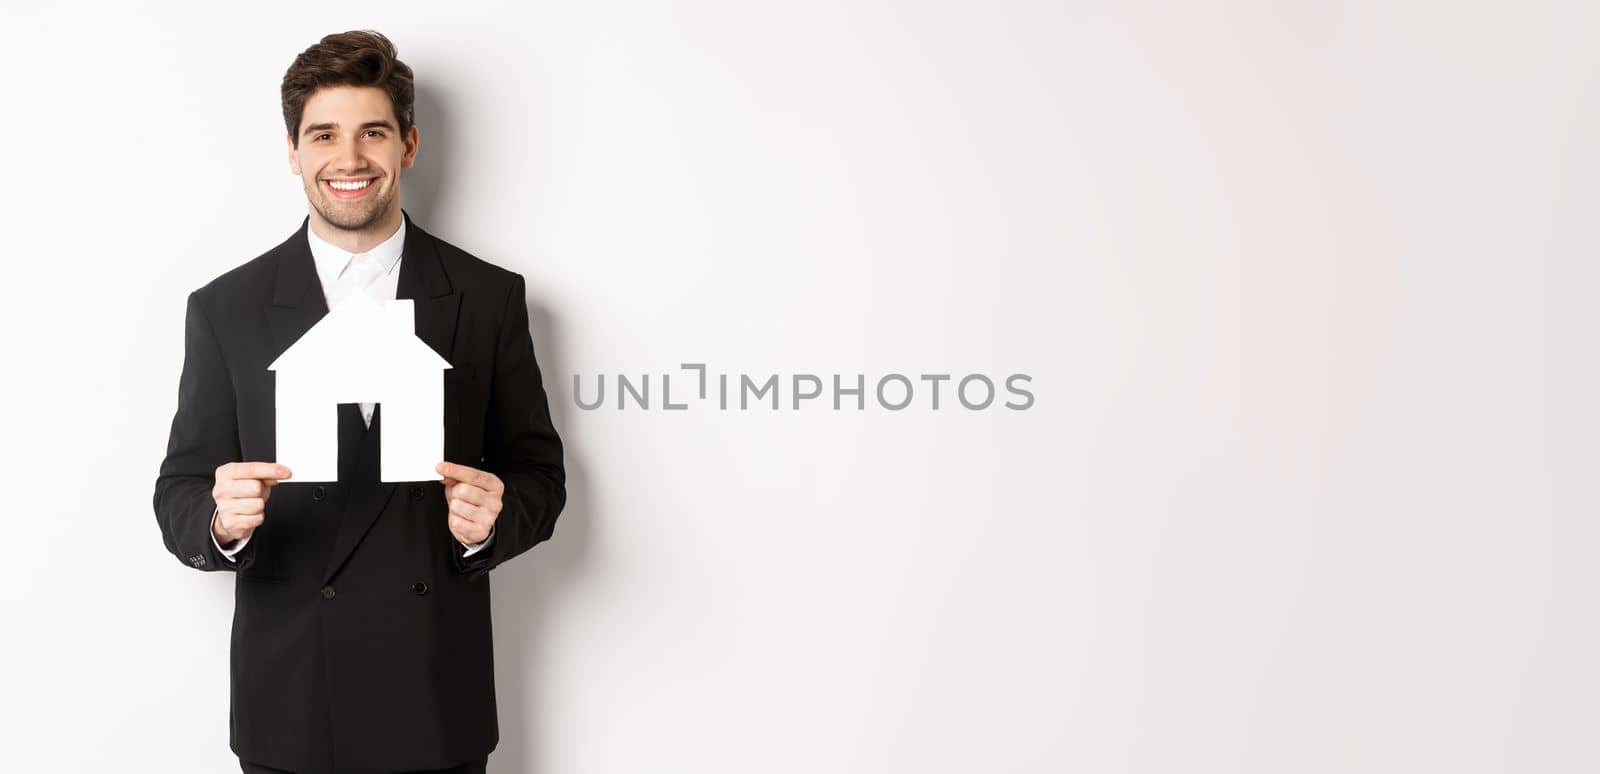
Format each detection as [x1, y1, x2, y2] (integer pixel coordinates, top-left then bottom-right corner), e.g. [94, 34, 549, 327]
[1, 2, 1596, 772]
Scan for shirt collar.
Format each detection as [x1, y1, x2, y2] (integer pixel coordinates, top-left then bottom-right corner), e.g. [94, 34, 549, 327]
[306, 217, 406, 291]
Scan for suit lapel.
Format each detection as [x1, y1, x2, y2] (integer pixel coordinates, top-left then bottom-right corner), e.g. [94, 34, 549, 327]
[265, 216, 329, 363]
[396, 210, 462, 364]
[319, 209, 460, 585]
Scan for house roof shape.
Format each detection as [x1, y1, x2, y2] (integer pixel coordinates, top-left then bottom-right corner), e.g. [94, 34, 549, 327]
[268, 292, 452, 374]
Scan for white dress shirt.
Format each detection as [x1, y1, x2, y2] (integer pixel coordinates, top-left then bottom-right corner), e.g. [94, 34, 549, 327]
[214, 217, 493, 561]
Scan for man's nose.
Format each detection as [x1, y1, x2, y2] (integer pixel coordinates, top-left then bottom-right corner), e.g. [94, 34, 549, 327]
[332, 138, 366, 172]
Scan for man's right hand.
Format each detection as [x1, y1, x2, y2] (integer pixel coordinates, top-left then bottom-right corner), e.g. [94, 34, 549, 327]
[211, 462, 293, 545]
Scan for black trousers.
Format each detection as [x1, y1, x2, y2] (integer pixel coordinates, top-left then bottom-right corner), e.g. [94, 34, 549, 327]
[239, 757, 487, 773]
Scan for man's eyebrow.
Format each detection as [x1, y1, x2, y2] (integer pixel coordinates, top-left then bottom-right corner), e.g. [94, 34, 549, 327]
[301, 120, 399, 137]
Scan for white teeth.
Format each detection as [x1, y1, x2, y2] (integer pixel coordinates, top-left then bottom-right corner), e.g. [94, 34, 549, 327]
[328, 179, 372, 191]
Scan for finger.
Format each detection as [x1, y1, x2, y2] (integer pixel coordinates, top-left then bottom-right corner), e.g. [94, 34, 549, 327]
[221, 512, 264, 532]
[228, 462, 292, 481]
[452, 485, 501, 517]
[448, 497, 482, 522]
[448, 497, 487, 524]
[449, 482, 492, 507]
[218, 479, 265, 499]
[450, 514, 488, 544]
[220, 497, 266, 517]
[438, 462, 493, 490]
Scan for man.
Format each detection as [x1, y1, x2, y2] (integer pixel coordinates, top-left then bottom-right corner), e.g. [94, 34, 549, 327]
[152, 30, 565, 774]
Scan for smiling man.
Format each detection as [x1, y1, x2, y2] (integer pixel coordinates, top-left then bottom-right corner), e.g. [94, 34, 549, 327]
[152, 30, 566, 774]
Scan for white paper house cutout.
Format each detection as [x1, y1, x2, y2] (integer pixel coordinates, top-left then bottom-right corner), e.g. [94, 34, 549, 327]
[268, 293, 452, 482]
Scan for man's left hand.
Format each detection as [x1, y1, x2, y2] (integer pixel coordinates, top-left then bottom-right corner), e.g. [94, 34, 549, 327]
[436, 461, 503, 545]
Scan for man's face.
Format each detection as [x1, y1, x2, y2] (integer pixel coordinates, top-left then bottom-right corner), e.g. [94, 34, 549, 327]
[287, 85, 418, 231]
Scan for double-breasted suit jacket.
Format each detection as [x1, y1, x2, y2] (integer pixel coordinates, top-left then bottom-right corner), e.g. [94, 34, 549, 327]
[153, 211, 566, 773]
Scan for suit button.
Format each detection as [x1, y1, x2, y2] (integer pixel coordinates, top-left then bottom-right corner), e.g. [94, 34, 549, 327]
[412, 581, 429, 596]
[410, 485, 423, 500]
[313, 486, 326, 500]
[321, 585, 336, 600]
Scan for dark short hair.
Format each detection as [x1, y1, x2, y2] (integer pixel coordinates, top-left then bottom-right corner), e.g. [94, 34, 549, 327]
[281, 30, 415, 147]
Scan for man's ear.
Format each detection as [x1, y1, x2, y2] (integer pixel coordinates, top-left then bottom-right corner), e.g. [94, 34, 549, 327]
[401, 124, 420, 170]
[287, 133, 301, 175]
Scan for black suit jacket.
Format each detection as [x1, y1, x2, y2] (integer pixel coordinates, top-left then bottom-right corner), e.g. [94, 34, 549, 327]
[153, 211, 566, 773]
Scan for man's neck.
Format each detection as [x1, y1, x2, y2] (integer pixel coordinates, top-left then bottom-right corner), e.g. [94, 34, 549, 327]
[307, 206, 404, 254]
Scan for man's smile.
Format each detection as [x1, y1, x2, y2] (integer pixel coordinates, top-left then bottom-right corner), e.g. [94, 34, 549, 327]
[322, 176, 379, 200]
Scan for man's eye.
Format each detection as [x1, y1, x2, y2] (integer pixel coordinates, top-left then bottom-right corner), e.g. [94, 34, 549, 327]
[365, 130, 385, 138]
[315, 133, 332, 141]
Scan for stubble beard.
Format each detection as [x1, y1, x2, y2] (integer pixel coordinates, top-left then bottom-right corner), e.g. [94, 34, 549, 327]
[307, 177, 396, 232]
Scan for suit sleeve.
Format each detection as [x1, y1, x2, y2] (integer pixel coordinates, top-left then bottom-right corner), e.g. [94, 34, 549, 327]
[453, 274, 567, 577]
[153, 290, 253, 572]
